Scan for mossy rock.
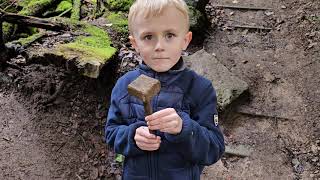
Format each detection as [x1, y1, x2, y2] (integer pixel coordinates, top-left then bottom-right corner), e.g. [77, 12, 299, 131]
[54, 20, 117, 78]
[12, 32, 45, 48]
[23, 18, 117, 78]
[19, 0, 57, 16]
[105, 12, 128, 34]
[106, 0, 134, 11]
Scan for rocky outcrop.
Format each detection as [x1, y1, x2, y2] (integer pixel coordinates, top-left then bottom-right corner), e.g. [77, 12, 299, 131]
[184, 49, 249, 113]
[21, 19, 117, 78]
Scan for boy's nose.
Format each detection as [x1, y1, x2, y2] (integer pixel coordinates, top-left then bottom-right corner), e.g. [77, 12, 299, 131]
[155, 38, 165, 52]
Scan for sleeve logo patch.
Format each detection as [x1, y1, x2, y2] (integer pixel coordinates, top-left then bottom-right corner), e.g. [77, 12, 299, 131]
[214, 115, 219, 126]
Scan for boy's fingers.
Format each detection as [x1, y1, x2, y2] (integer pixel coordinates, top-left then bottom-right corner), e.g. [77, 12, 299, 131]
[147, 113, 175, 126]
[137, 126, 156, 139]
[146, 108, 175, 121]
[135, 135, 160, 144]
[159, 127, 171, 133]
[149, 120, 177, 130]
[136, 141, 161, 151]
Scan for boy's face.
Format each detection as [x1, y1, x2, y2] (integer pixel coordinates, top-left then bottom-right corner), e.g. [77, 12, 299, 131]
[129, 6, 192, 72]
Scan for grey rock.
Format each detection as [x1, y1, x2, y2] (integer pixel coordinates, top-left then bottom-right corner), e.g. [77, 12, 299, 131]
[184, 49, 249, 112]
[60, 33, 72, 38]
[225, 145, 253, 157]
[263, 71, 276, 83]
[312, 157, 319, 162]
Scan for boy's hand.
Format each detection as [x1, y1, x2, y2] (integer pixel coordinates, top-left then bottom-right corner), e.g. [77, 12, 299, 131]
[134, 126, 161, 151]
[145, 108, 183, 135]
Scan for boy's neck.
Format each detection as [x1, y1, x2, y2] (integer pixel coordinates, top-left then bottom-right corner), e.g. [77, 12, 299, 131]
[171, 57, 183, 70]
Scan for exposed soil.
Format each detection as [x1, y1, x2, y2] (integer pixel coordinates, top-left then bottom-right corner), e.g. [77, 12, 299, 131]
[0, 0, 319, 180]
[202, 0, 320, 179]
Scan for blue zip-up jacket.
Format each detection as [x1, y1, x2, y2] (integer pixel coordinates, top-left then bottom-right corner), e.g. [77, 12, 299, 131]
[105, 59, 225, 180]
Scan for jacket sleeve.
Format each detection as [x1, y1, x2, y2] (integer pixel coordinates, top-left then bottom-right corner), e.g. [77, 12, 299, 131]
[164, 83, 225, 165]
[105, 79, 146, 157]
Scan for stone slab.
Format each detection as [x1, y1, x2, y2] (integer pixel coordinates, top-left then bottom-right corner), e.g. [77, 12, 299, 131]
[184, 49, 249, 112]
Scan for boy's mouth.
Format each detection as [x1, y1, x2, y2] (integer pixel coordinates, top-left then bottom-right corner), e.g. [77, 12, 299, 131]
[153, 57, 169, 60]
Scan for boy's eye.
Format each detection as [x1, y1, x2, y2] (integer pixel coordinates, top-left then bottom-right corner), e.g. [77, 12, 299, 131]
[166, 33, 176, 39]
[143, 35, 153, 40]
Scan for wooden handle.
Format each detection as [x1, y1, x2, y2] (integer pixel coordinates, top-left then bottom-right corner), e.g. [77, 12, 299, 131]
[144, 101, 155, 134]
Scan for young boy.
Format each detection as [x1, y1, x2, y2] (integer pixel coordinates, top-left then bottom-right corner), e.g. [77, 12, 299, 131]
[105, 0, 225, 179]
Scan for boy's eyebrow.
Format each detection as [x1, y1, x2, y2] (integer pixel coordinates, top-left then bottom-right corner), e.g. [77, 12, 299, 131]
[140, 28, 179, 36]
[140, 31, 153, 36]
[164, 28, 179, 33]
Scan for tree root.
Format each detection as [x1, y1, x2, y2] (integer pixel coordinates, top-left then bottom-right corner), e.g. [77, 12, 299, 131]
[41, 80, 66, 105]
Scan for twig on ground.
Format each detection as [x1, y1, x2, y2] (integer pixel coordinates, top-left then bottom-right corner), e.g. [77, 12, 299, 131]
[3, 0, 16, 11]
[55, 142, 66, 152]
[227, 24, 272, 31]
[212, 4, 272, 11]
[0, 2, 7, 8]
[58, 7, 72, 17]
[76, 174, 82, 180]
[237, 109, 294, 121]
[77, 132, 88, 150]
[0, 9, 68, 31]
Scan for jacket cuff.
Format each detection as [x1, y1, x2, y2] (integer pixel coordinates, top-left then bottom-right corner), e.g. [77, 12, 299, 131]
[129, 121, 147, 142]
[124, 121, 147, 156]
[164, 112, 194, 143]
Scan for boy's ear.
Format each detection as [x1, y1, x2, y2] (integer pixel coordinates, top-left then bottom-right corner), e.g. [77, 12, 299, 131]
[183, 31, 193, 50]
[129, 35, 139, 53]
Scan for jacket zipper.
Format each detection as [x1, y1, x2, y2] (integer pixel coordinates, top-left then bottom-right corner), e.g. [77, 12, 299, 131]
[151, 72, 159, 180]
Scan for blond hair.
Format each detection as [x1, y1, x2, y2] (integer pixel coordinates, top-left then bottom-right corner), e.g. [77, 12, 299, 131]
[128, 0, 189, 34]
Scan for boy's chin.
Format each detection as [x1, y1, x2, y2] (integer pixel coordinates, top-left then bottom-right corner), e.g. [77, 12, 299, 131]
[150, 66, 172, 72]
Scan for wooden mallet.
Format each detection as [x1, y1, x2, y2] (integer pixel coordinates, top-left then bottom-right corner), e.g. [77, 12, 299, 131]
[128, 74, 161, 134]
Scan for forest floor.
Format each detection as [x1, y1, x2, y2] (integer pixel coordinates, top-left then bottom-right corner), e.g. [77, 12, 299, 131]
[0, 0, 319, 179]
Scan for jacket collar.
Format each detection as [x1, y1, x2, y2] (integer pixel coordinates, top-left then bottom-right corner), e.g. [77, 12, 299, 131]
[138, 57, 186, 86]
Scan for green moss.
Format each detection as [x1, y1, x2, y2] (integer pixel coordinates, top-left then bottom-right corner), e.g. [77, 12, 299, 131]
[106, 12, 128, 34]
[14, 32, 44, 47]
[115, 154, 125, 163]
[106, 0, 133, 11]
[19, 0, 55, 16]
[188, 6, 202, 28]
[17, 0, 33, 7]
[71, 0, 81, 20]
[3, 22, 11, 35]
[56, 1, 72, 13]
[57, 23, 116, 64]
[2, 22, 13, 42]
[51, 16, 79, 27]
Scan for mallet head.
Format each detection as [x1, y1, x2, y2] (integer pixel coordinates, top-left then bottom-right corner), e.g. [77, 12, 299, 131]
[127, 74, 161, 102]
